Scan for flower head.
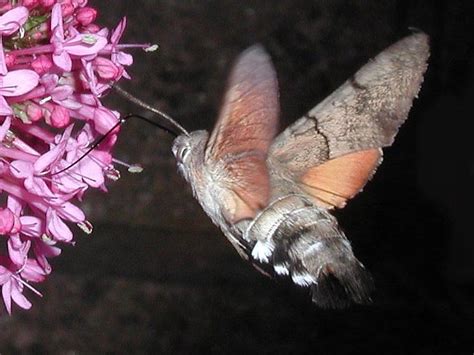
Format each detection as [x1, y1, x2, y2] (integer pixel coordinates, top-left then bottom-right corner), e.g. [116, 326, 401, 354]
[0, 0, 150, 313]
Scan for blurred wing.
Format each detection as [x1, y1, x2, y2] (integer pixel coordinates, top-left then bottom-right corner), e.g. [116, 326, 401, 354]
[206, 45, 279, 222]
[269, 33, 430, 208]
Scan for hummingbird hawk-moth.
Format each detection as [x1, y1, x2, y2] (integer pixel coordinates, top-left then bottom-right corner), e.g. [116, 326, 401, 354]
[171, 33, 429, 308]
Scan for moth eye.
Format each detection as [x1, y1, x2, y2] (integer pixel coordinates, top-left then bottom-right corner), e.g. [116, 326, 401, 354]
[179, 147, 190, 161]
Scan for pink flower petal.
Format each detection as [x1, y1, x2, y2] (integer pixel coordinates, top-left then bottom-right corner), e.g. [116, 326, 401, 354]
[8, 236, 30, 266]
[97, 27, 109, 38]
[21, 259, 47, 282]
[0, 95, 12, 115]
[7, 195, 22, 215]
[33, 140, 67, 173]
[57, 202, 85, 223]
[19, 216, 43, 237]
[40, 73, 59, 92]
[64, 34, 108, 56]
[78, 94, 99, 106]
[2, 280, 12, 314]
[35, 240, 61, 258]
[111, 17, 126, 44]
[116, 51, 133, 66]
[94, 106, 119, 134]
[34, 241, 60, 273]
[51, 85, 73, 101]
[0, 38, 7, 75]
[0, 69, 39, 96]
[11, 283, 32, 310]
[24, 177, 55, 198]
[53, 51, 72, 72]
[0, 6, 29, 35]
[52, 163, 88, 193]
[46, 208, 72, 242]
[0, 266, 11, 284]
[58, 98, 82, 110]
[50, 4, 63, 36]
[10, 160, 34, 179]
[122, 68, 131, 80]
[79, 158, 104, 188]
[0, 115, 11, 141]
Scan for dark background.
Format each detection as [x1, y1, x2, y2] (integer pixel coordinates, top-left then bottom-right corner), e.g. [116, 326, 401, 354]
[1, 0, 473, 353]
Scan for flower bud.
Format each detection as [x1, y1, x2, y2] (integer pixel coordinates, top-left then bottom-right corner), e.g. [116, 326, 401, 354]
[83, 23, 100, 33]
[0, 3, 12, 12]
[76, 6, 96, 26]
[0, 208, 14, 234]
[31, 55, 53, 75]
[5, 53, 15, 68]
[92, 57, 120, 80]
[50, 105, 70, 128]
[39, 0, 55, 7]
[26, 103, 43, 122]
[61, 3, 75, 17]
[21, 0, 39, 9]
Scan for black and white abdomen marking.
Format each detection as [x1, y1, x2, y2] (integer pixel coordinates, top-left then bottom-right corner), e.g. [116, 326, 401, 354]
[243, 194, 342, 283]
[243, 194, 373, 307]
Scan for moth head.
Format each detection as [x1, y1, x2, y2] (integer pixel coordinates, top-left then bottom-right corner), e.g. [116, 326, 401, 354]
[172, 130, 208, 181]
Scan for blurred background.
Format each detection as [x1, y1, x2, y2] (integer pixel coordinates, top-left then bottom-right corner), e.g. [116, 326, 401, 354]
[1, 0, 473, 353]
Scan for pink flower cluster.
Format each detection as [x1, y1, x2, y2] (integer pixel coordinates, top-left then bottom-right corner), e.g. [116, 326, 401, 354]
[0, 0, 150, 313]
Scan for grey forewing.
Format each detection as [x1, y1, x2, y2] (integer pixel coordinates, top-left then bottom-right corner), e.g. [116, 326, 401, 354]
[268, 33, 429, 183]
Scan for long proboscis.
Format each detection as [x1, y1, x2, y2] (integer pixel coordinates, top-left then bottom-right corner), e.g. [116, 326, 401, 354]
[113, 84, 189, 136]
[51, 113, 177, 176]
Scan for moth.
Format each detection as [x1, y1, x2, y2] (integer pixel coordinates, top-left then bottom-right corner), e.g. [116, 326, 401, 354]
[169, 33, 429, 308]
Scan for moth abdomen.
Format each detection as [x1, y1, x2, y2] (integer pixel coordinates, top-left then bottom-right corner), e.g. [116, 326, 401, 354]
[244, 194, 373, 307]
[310, 261, 373, 308]
[306, 237, 374, 308]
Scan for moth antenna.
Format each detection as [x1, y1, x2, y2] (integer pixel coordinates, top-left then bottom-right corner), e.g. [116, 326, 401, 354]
[113, 84, 189, 136]
[51, 114, 177, 176]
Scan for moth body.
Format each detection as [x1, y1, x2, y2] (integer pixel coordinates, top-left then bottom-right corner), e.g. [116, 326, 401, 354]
[172, 33, 429, 307]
